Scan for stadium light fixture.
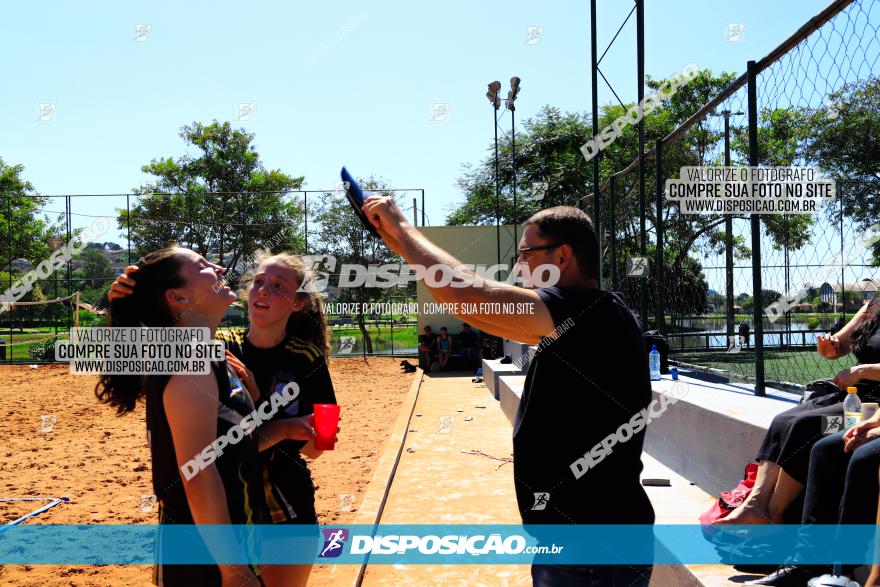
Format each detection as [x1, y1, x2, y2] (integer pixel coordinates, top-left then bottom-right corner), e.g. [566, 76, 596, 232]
[486, 81, 501, 110]
[507, 76, 521, 110]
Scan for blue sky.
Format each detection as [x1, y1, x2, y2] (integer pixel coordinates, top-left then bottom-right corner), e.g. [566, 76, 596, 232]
[1, 0, 833, 250]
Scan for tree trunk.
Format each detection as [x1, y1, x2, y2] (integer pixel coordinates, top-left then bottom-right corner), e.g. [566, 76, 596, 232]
[357, 311, 373, 353]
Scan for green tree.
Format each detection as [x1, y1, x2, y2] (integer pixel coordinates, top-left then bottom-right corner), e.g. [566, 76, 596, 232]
[80, 249, 114, 289]
[801, 77, 880, 264]
[118, 121, 306, 287]
[0, 158, 58, 271]
[311, 177, 405, 353]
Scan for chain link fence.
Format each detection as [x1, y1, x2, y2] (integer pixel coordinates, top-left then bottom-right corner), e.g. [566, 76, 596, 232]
[1, 189, 425, 362]
[598, 0, 879, 392]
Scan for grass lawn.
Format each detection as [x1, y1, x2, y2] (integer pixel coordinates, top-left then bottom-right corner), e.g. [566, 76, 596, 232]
[216, 324, 420, 355]
[674, 348, 857, 386]
[0, 331, 64, 360]
[328, 324, 418, 353]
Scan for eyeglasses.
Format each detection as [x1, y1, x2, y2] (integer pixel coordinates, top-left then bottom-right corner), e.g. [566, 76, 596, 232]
[517, 243, 565, 261]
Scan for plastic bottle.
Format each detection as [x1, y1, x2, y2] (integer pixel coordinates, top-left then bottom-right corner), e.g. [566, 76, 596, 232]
[844, 386, 862, 430]
[649, 345, 661, 381]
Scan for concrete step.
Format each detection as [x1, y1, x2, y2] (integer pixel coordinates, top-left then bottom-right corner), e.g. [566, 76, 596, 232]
[482, 358, 525, 400]
[498, 375, 525, 425]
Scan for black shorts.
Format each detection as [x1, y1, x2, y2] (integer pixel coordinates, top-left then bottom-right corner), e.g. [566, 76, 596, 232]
[154, 564, 264, 586]
[266, 456, 318, 525]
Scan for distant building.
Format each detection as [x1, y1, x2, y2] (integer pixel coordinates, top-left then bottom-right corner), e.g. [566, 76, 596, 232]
[819, 280, 878, 306]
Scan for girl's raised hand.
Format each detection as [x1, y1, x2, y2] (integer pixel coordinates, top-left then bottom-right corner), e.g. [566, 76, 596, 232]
[817, 334, 841, 359]
[107, 265, 139, 301]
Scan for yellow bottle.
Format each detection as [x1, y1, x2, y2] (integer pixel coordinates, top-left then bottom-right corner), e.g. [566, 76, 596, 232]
[844, 386, 862, 430]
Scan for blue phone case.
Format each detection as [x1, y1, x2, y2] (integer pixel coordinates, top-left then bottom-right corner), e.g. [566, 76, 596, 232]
[340, 167, 380, 237]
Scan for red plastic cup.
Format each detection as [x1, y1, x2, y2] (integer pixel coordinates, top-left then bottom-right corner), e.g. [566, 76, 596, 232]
[313, 404, 340, 450]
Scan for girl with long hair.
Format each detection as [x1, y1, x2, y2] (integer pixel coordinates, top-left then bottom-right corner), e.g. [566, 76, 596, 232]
[110, 249, 336, 587]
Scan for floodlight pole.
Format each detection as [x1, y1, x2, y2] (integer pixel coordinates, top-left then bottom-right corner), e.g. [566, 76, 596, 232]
[493, 102, 501, 266]
[511, 106, 518, 252]
[590, 0, 602, 289]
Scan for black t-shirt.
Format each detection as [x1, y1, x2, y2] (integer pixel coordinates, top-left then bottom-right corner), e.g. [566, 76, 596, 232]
[216, 329, 336, 523]
[146, 362, 266, 528]
[458, 330, 478, 349]
[513, 286, 656, 525]
[419, 333, 437, 351]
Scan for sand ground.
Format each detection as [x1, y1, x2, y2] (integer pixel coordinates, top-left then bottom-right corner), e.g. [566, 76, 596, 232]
[0, 357, 415, 586]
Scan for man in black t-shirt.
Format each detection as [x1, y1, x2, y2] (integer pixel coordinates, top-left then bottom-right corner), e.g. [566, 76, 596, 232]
[363, 200, 655, 586]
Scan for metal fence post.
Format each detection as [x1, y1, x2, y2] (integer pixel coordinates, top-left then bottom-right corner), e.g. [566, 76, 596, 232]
[126, 193, 132, 265]
[591, 0, 602, 290]
[610, 175, 617, 291]
[66, 195, 72, 333]
[655, 139, 665, 334]
[747, 60, 766, 396]
[724, 132, 735, 345]
[637, 0, 646, 320]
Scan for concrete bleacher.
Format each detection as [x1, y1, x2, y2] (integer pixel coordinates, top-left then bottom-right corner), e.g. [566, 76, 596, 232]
[482, 357, 526, 400]
[480, 352, 847, 586]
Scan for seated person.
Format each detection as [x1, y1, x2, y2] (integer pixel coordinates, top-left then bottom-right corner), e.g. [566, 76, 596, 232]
[436, 326, 452, 370]
[747, 297, 880, 586]
[717, 297, 880, 527]
[458, 322, 480, 368]
[418, 325, 437, 370]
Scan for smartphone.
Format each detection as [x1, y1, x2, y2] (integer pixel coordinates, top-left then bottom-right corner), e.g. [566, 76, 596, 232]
[340, 167, 380, 238]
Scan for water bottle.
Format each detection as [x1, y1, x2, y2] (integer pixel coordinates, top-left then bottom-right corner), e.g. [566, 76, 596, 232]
[844, 386, 862, 430]
[649, 345, 661, 381]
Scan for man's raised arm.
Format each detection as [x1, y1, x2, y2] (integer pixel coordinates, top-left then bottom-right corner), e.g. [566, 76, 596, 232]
[361, 195, 556, 344]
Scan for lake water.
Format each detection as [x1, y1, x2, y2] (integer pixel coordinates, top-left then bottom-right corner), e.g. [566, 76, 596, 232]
[668, 315, 843, 350]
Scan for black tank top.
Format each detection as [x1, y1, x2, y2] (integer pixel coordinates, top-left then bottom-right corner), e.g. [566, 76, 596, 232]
[853, 299, 880, 398]
[146, 362, 266, 527]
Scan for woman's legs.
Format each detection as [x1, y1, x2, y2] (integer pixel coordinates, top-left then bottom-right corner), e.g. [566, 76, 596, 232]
[863, 468, 880, 587]
[715, 461, 781, 524]
[766, 468, 804, 524]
